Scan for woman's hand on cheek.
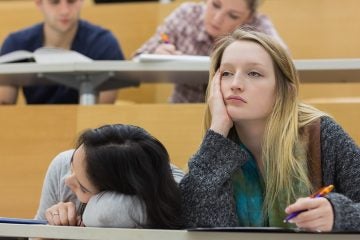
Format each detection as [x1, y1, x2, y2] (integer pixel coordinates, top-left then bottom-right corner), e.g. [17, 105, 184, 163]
[45, 202, 78, 226]
[285, 197, 334, 232]
[209, 70, 233, 136]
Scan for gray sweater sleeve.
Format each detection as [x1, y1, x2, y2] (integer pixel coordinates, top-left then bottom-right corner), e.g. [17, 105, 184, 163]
[180, 130, 248, 227]
[81, 163, 184, 228]
[35, 150, 78, 221]
[82, 192, 147, 228]
[320, 117, 360, 231]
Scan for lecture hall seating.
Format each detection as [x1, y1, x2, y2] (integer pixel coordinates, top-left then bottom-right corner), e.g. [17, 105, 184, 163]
[0, 0, 359, 219]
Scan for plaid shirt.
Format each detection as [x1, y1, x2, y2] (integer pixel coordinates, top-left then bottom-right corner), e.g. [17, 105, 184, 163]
[134, 2, 286, 103]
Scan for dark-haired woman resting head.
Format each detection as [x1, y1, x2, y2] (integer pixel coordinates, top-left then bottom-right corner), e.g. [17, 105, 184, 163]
[35, 124, 183, 229]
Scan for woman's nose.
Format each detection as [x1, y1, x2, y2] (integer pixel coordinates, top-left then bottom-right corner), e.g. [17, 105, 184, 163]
[213, 12, 225, 25]
[230, 73, 245, 91]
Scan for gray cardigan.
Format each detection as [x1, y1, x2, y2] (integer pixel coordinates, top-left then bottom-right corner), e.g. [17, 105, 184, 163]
[180, 117, 360, 231]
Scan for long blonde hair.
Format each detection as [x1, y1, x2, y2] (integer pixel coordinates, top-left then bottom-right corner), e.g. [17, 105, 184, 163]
[204, 29, 327, 213]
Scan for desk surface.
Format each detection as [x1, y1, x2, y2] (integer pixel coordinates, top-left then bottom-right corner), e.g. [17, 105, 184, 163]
[0, 224, 359, 240]
[0, 58, 360, 88]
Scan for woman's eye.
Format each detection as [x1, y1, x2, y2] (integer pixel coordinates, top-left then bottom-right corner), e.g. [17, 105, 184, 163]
[221, 71, 232, 77]
[212, 1, 221, 9]
[229, 14, 240, 20]
[248, 71, 262, 77]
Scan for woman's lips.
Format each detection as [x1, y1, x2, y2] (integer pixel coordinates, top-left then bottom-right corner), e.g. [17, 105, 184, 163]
[226, 95, 247, 103]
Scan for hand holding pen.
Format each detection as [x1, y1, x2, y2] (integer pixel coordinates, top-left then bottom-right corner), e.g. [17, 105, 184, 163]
[154, 32, 182, 55]
[160, 32, 171, 44]
[284, 184, 334, 232]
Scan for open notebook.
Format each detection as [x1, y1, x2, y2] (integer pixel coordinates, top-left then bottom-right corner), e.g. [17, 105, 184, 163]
[0, 47, 92, 64]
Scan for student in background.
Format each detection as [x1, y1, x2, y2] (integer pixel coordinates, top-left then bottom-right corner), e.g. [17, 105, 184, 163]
[36, 124, 183, 229]
[180, 29, 360, 231]
[134, 0, 286, 103]
[0, 0, 123, 104]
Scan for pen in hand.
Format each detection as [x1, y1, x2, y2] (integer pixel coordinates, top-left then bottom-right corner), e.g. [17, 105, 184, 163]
[160, 32, 170, 44]
[283, 184, 334, 223]
[156, 32, 182, 55]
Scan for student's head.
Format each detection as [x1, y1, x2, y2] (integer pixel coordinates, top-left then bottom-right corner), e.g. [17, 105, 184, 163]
[204, 0, 261, 38]
[65, 124, 182, 228]
[205, 28, 298, 128]
[35, 0, 84, 34]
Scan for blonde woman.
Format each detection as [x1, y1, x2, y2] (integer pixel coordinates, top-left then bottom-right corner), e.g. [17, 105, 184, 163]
[180, 29, 360, 231]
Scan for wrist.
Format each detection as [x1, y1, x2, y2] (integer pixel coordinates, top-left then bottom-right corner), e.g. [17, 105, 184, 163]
[209, 123, 230, 137]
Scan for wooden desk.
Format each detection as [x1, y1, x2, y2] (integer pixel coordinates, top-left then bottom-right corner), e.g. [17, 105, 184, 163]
[1, 58, 360, 104]
[0, 223, 359, 240]
[0, 62, 138, 105]
[85, 58, 360, 84]
[295, 59, 360, 83]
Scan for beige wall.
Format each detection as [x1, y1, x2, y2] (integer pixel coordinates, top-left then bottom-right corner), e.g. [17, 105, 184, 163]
[260, 0, 360, 59]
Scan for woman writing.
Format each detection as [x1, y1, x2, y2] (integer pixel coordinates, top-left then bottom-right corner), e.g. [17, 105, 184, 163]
[134, 0, 286, 103]
[180, 29, 360, 231]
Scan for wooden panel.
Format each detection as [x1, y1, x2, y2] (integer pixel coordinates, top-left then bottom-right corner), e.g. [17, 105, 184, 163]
[82, 0, 184, 59]
[0, 106, 77, 218]
[76, 104, 205, 169]
[299, 83, 360, 100]
[260, 0, 360, 58]
[307, 101, 360, 144]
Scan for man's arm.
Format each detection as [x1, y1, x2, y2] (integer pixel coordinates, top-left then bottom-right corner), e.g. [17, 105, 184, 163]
[98, 89, 117, 104]
[0, 34, 21, 105]
[0, 86, 19, 104]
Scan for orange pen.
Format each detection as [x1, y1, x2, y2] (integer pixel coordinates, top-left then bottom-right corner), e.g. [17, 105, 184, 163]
[160, 32, 170, 44]
[310, 184, 334, 198]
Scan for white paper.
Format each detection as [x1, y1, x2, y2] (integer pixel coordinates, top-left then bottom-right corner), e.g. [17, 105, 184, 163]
[34, 47, 93, 64]
[135, 53, 210, 63]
